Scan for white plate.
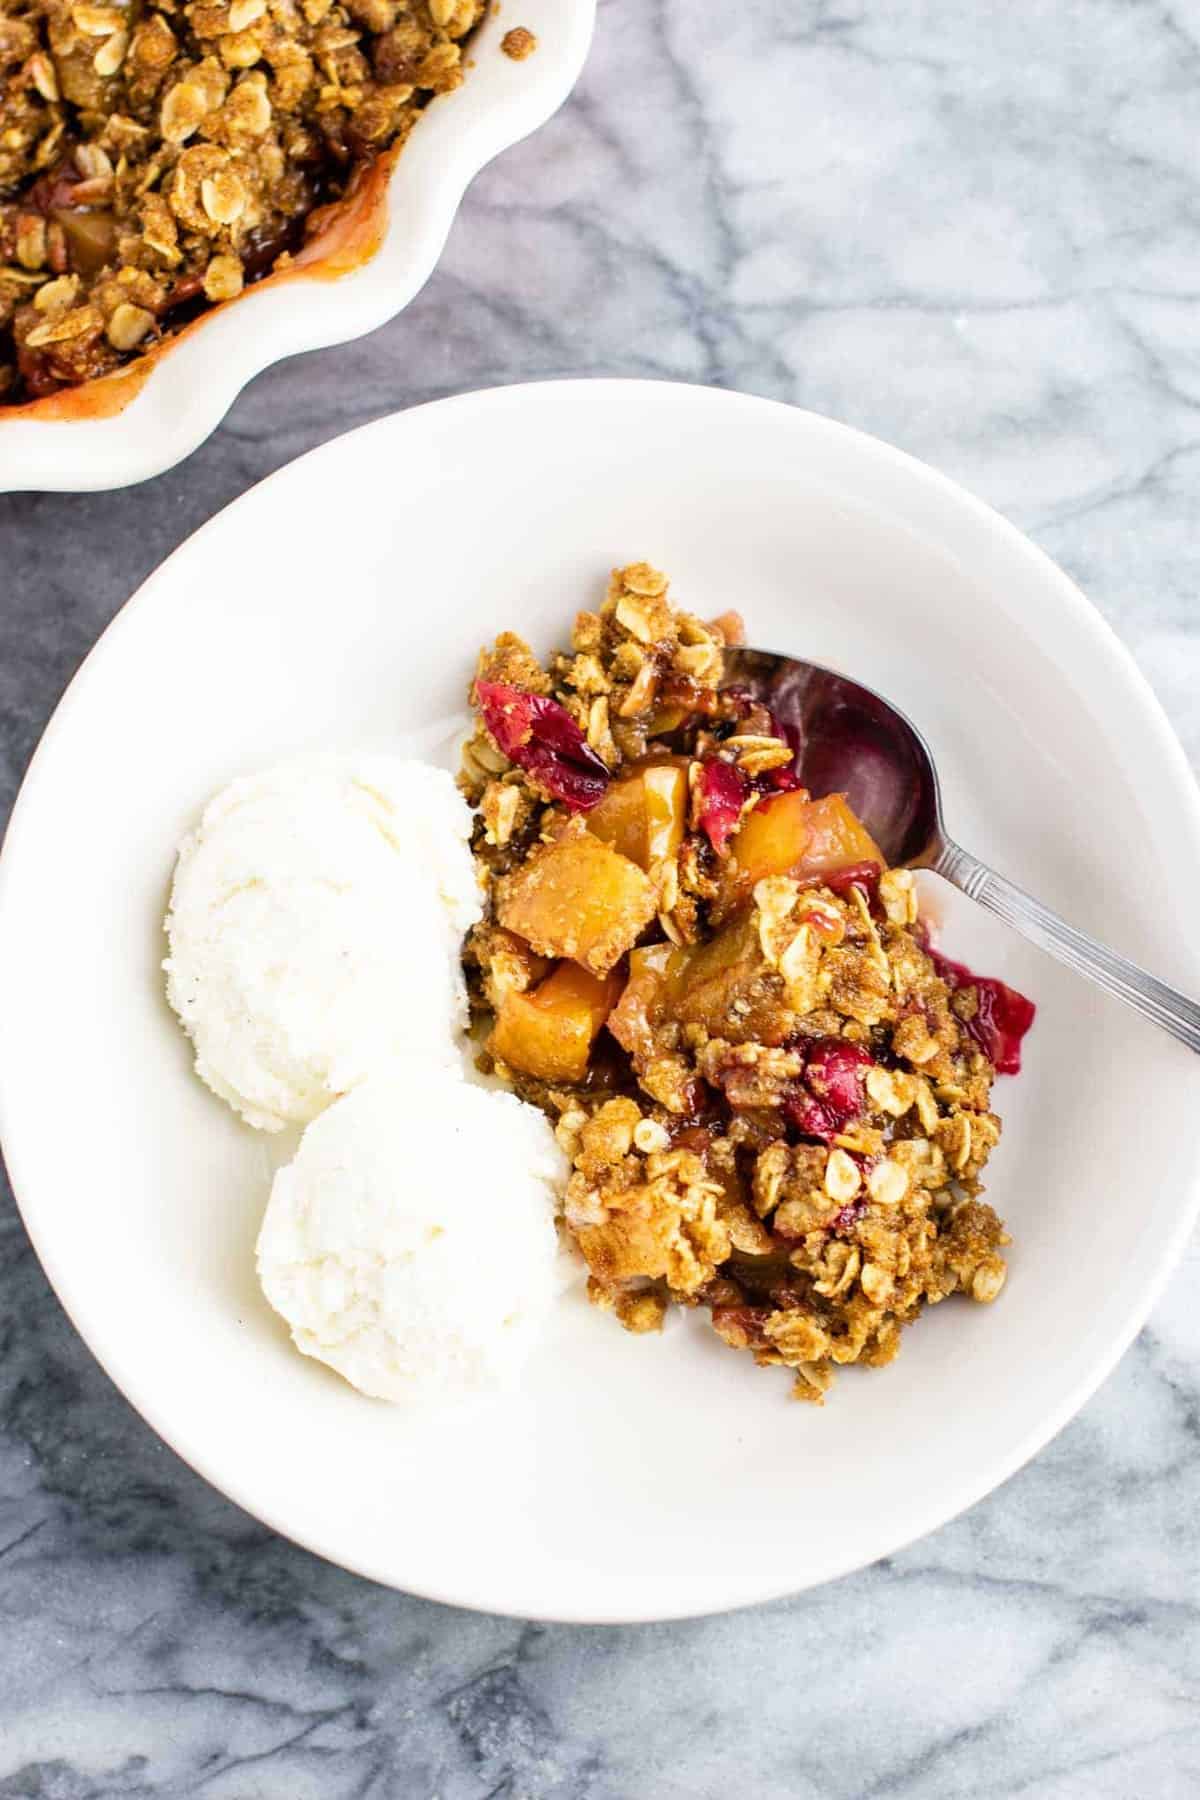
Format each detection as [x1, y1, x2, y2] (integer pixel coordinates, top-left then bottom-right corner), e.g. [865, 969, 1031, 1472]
[0, 0, 594, 495]
[2, 381, 1199, 1623]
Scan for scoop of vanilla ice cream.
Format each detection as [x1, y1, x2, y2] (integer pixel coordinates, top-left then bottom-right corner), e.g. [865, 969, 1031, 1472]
[256, 1063, 567, 1399]
[164, 756, 482, 1131]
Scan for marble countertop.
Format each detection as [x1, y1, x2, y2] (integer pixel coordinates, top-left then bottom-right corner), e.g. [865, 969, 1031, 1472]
[2, 0, 1199, 1792]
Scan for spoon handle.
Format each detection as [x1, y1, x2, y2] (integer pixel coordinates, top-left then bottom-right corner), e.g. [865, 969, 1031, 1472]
[933, 838, 1200, 1055]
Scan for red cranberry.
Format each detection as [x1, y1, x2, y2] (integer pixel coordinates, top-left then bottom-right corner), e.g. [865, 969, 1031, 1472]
[697, 759, 749, 855]
[783, 1090, 839, 1141]
[823, 860, 883, 906]
[784, 1037, 874, 1143]
[474, 681, 611, 812]
[806, 1037, 873, 1114]
[926, 945, 1036, 1076]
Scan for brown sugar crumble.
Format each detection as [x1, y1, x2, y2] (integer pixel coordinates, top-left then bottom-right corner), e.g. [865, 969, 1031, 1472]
[500, 25, 534, 59]
[460, 563, 1034, 1404]
[0, 0, 485, 404]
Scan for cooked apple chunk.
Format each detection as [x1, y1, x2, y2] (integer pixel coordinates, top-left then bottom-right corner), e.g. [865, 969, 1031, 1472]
[717, 790, 884, 916]
[589, 762, 688, 871]
[497, 819, 658, 976]
[608, 913, 794, 1052]
[490, 961, 622, 1083]
[606, 943, 675, 1062]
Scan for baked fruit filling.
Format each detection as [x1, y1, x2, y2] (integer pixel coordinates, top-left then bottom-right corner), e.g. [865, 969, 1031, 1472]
[460, 563, 1034, 1403]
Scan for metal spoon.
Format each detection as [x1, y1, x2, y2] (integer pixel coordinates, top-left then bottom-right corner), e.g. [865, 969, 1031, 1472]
[723, 646, 1200, 1054]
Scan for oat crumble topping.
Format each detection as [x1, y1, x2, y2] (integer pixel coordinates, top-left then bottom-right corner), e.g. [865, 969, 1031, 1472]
[460, 564, 1034, 1405]
[499, 25, 533, 59]
[0, 0, 484, 403]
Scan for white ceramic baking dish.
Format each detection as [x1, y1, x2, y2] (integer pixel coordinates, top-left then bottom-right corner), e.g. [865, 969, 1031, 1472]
[0, 0, 594, 494]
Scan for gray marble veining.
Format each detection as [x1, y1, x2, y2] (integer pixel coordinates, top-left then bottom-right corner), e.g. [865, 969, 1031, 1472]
[1, 0, 1199, 1793]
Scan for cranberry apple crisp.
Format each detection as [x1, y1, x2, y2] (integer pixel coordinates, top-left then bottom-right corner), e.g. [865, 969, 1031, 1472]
[460, 564, 1035, 1403]
[0, 0, 482, 403]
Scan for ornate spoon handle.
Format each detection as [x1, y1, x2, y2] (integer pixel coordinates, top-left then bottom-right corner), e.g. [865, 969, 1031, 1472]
[933, 838, 1200, 1055]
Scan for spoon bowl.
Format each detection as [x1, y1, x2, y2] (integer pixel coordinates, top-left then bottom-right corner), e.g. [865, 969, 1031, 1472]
[724, 646, 942, 867]
[724, 644, 1200, 1056]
